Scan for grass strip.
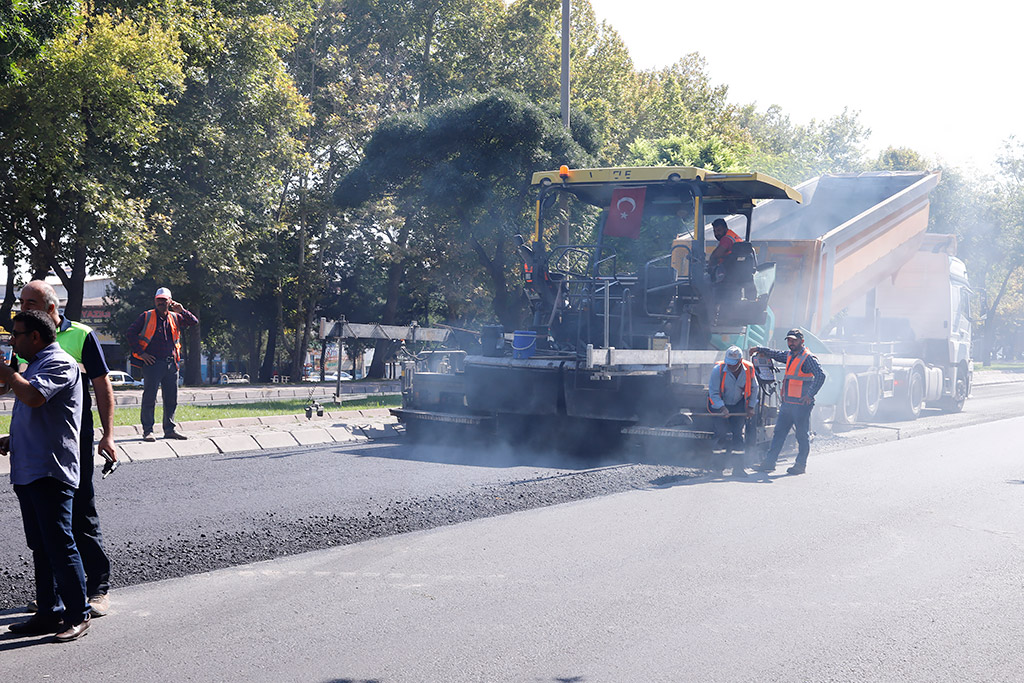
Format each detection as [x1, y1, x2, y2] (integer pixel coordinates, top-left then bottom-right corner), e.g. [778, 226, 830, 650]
[0, 396, 401, 434]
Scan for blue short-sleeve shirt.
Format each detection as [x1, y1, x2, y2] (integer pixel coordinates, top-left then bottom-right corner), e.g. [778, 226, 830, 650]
[9, 342, 83, 488]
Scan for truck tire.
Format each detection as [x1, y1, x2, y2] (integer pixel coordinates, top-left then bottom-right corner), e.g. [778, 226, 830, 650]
[860, 372, 881, 420]
[939, 363, 969, 413]
[899, 369, 925, 420]
[834, 373, 859, 430]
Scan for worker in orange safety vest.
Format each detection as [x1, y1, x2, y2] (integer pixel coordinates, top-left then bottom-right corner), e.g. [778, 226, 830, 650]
[126, 287, 197, 442]
[749, 329, 826, 475]
[707, 345, 758, 478]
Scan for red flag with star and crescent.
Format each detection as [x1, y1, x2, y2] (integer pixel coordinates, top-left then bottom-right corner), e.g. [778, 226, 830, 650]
[604, 187, 646, 239]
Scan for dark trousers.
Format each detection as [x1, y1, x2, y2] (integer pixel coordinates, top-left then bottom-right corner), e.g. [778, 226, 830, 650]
[762, 401, 812, 468]
[713, 400, 749, 469]
[74, 426, 110, 597]
[141, 356, 179, 435]
[15, 477, 90, 625]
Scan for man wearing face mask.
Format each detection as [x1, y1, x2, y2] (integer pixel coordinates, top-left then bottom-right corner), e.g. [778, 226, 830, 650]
[126, 288, 197, 442]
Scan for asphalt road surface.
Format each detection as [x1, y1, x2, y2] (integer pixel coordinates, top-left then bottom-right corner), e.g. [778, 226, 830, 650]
[1, 381, 1022, 680]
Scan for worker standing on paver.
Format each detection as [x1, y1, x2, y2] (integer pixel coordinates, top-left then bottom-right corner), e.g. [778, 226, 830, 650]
[707, 345, 757, 477]
[19, 280, 116, 617]
[126, 288, 197, 442]
[750, 329, 826, 475]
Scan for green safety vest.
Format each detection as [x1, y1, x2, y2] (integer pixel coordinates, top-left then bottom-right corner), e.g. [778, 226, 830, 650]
[16, 318, 92, 366]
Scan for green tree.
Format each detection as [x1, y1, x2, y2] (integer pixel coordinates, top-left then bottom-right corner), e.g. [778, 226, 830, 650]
[335, 89, 595, 375]
[0, 12, 184, 320]
[0, 0, 81, 83]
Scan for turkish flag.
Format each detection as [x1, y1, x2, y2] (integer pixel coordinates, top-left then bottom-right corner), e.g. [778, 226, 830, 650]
[604, 187, 646, 239]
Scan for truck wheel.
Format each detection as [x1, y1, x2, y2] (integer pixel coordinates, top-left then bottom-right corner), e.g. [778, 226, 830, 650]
[860, 372, 880, 420]
[939, 368, 968, 413]
[833, 373, 859, 430]
[899, 369, 925, 420]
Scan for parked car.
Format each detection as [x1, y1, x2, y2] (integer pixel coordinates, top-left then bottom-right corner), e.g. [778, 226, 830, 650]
[304, 371, 353, 382]
[108, 370, 143, 387]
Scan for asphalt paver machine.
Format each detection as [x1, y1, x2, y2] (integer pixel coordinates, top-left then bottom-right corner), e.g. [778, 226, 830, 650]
[393, 166, 802, 455]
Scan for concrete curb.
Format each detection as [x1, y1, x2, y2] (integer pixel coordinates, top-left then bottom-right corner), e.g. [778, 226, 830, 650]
[0, 409, 395, 476]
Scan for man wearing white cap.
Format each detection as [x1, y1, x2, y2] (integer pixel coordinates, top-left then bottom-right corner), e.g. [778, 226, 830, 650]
[126, 288, 198, 441]
[707, 345, 758, 477]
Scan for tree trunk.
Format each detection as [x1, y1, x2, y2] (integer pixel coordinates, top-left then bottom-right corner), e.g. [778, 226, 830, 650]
[248, 328, 261, 378]
[63, 242, 88, 322]
[260, 290, 283, 382]
[368, 223, 410, 379]
[0, 250, 16, 330]
[184, 321, 202, 385]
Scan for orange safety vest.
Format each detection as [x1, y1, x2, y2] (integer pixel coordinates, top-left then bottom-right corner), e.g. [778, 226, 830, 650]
[713, 229, 743, 263]
[132, 309, 181, 363]
[709, 359, 754, 410]
[783, 348, 815, 404]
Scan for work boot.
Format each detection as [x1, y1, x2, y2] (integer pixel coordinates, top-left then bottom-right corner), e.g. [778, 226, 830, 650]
[54, 618, 90, 643]
[8, 614, 64, 635]
[731, 467, 748, 478]
[164, 431, 188, 440]
[787, 464, 806, 475]
[752, 463, 775, 474]
[89, 594, 109, 617]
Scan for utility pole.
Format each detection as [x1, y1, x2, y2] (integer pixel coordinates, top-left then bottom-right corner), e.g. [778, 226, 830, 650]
[558, 0, 571, 246]
[561, 0, 570, 130]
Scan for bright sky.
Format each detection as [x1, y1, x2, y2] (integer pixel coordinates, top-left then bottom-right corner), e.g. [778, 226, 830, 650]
[588, 0, 1021, 173]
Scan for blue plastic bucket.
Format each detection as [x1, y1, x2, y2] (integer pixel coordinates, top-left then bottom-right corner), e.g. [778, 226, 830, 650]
[512, 330, 537, 359]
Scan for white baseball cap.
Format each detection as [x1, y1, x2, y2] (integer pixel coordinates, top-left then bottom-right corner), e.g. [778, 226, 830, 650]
[155, 287, 172, 300]
[724, 345, 743, 365]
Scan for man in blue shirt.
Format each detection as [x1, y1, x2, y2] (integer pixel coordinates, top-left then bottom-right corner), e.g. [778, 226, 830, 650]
[1, 310, 91, 642]
[20, 279, 116, 616]
[707, 345, 758, 477]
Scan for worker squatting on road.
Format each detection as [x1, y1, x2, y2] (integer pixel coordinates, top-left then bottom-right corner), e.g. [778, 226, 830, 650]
[707, 345, 757, 478]
[750, 329, 827, 475]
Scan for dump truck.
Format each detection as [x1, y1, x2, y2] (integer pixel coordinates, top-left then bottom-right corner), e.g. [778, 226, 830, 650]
[393, 166, 803, 453]
[716, 171, 973, 426]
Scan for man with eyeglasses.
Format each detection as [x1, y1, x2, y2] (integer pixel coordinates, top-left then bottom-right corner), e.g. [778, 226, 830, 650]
[1, 310, 91, 642]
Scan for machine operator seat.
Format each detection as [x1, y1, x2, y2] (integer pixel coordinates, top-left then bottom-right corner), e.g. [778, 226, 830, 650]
[719, 240, 758, 301]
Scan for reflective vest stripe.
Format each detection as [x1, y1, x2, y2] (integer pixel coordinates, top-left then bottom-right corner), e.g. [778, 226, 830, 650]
[709, 360, 754, 409]
[132, 310, 180, 362]
[783, 349, 815, 403]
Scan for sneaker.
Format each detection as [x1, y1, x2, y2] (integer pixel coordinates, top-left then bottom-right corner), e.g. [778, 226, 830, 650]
[142, 432, 156, 442]
[54, 618, 90, 643]
[26, 599, 38, 613]
[88, 594, 109, 617]
[787, 465, 806, 475]
[164, 431, 188, 440]
[8, 614, 64, 635]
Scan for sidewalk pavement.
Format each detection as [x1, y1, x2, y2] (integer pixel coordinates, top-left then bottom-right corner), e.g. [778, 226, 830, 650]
[0, 407, 401, 477]
[971, 369, 1024, 385]
[0, 380, 401, 409]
